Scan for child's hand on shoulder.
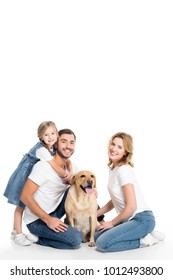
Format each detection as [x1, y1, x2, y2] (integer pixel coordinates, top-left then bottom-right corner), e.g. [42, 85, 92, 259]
[62, 171, 73, 184]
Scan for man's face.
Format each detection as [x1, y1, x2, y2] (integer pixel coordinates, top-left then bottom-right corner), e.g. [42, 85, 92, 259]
[57, 133, 76, 159]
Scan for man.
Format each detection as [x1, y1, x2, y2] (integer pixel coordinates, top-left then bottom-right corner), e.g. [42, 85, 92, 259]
[21, 129, 83, 249]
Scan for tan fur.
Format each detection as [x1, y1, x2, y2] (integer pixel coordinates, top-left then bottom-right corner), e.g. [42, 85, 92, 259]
[65, 170, 98, 247]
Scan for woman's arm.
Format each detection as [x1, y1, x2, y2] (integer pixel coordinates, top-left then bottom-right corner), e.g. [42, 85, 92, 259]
[97, 199, 114, 217]
[98, 183, 137, 231]
[112, 183, 137, 226]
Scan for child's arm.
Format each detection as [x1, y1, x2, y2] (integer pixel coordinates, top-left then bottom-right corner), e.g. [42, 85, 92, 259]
[48, 160, 67, 178]
[66, 159, 72, 173]
[47, 159, 73, 183]
[63, 159, 73, 183]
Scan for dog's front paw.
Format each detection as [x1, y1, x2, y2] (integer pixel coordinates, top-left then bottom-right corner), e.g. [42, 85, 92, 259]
[88, 241, 95, 247]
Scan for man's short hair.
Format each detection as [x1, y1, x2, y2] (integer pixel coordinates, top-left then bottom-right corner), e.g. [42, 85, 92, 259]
[58, 129, 76, 141]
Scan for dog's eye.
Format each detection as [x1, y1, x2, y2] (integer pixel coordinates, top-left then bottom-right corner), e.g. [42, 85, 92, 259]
[80, 175, 86, 178]
[91, 175, 94, 178]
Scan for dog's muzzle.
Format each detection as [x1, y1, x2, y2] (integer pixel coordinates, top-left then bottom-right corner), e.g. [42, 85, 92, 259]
[80, 182, 94, 195]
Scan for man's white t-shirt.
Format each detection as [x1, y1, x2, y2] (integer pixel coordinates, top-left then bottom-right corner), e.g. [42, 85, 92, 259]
[23, 161, 78, 224]
[107, 164, 151, 220]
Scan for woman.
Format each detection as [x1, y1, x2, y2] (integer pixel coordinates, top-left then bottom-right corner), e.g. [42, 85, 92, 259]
[95, 132, 165, 252]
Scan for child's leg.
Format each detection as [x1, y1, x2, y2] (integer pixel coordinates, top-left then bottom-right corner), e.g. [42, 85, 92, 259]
[13, 206, 24, 234]
[12, 206, 32, 246]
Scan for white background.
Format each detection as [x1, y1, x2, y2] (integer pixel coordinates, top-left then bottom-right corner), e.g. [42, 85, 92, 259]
[0, 0, 173, 269]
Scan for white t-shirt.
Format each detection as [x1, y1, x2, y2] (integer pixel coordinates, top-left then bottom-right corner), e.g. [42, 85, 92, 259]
[23, 161, 78, 224]
[35, 147, 53, 160]
[107, 164, 151, 220]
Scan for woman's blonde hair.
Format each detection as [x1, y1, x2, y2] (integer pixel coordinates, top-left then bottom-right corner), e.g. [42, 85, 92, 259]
[37, 121, 59, 143]
[108, 132, 134, 167]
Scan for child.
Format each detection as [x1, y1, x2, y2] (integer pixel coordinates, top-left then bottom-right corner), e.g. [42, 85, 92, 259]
[95, 132, 165, 252]
[4, 121, 72, 246]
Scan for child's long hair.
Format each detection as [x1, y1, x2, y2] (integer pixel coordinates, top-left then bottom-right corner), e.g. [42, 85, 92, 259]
[108, 132, 134, 168]
[37, 121, 59, 149]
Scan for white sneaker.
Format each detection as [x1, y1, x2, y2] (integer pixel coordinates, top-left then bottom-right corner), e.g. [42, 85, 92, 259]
[27, 233, 39, 243]
[140, 233, 159, 247]
[151, 230, 165, 241]
[11, 230, 16, 240]
[14, 233, 32, 246]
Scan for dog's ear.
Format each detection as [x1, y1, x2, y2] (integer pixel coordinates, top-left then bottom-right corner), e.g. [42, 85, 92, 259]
[71, 174, 77, 185]
[93, 175, 96, 189]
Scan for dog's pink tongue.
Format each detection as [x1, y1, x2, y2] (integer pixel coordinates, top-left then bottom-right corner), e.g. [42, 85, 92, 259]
[86, 188, 94, 195]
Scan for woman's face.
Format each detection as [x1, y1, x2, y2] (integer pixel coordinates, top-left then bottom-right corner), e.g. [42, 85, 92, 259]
[108, 137, 126, 165]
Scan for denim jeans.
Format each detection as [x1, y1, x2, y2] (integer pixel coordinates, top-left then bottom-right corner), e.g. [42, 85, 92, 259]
[94, 210, 155, 252]
[27, 189, 83, 249]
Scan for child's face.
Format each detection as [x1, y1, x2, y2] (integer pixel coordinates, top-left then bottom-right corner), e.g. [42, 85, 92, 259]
[41, 126, 58, 148]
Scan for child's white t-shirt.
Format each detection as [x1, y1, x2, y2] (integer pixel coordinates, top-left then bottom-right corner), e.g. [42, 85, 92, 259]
[36, 147, 53, 160]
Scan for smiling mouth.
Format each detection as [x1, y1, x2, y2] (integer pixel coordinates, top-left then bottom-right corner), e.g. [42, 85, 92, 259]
[64, 149, 71, 153]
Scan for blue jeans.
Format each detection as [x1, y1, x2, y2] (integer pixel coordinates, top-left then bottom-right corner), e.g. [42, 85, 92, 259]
[95, 210, 155, 252]
[27, 190, 83, 249]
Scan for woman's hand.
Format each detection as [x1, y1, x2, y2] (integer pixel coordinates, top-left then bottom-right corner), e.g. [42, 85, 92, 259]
[97, 221, 114, 232]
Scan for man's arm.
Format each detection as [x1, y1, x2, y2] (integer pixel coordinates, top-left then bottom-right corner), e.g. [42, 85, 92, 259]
[20, 179, 68, 232]
[21, 178, 50, 222]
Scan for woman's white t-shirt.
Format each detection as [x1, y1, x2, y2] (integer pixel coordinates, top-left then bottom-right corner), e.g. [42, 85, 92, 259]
[107, 164, 151, 220]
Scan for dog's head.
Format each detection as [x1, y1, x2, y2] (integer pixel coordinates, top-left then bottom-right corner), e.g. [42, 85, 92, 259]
[71, 170, 96, 195]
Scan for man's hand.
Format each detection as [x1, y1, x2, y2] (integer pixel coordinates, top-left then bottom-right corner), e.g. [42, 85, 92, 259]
[46, 216, 68, 232]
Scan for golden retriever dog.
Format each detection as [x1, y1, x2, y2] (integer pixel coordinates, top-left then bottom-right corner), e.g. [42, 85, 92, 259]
[65, 170, 98, 247]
